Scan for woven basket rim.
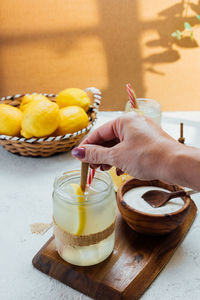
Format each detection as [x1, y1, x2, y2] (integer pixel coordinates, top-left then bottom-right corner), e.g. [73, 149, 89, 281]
[0, 87, 101, 143]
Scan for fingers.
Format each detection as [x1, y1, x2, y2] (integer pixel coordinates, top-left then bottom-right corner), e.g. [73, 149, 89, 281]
[116, 168, 124, 176]
[72, 144, 113, 165]
[100, 164, 111, 171]
[101, 138, 120, 148]
[87, 163, 111, 172]
[90, 165, 122, 174]
[80, 119, 118, 147]
[90, 164, 100, 169]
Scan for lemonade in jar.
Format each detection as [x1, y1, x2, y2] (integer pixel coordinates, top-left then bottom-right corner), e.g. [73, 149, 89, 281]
[53, 170, 116, 266]
[125, 98, 161, 126]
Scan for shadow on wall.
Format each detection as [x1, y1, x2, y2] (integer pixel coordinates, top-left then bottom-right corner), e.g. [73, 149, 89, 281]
[143, 0, 200, 76]
[96, 0, 145, 109]
[0, 0, 144, 110]
[0, 0, 199, 110]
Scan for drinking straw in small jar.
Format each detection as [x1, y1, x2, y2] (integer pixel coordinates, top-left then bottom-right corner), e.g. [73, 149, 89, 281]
[87, 168, 96, 185]
[126, 83, 139, 109]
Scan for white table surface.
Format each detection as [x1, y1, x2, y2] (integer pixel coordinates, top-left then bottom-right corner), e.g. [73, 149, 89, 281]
[1, 111, 200, 300]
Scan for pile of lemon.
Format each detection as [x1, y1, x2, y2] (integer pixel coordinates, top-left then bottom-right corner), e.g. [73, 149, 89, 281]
[0, 88, 91, 138]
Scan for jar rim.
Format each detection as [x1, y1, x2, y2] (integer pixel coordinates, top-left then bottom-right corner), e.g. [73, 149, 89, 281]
[53, 169, 113, 205]
[136, 98, 161, 109]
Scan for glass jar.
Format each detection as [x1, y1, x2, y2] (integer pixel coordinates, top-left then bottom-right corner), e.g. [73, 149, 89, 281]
[110, 98, 162, 191]
[125, 98, 161, 126]
[52, 170, 116, 266]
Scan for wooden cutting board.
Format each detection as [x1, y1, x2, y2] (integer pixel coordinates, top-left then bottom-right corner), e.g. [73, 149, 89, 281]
[33, 200, 197, 300]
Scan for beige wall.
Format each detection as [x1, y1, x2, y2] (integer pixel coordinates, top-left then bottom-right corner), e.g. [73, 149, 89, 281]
[1, 0, 200, 111]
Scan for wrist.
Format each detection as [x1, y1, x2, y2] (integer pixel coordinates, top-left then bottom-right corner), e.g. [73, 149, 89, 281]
[158, 141, 200, 190]
[156, 140, 183, 184]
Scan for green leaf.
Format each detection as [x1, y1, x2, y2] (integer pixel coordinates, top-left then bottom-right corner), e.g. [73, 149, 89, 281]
[171, 32, 177, 37]
[197, 15, 200, 20]
[176, 30, 182, 40]
[184, 22, 191, 30]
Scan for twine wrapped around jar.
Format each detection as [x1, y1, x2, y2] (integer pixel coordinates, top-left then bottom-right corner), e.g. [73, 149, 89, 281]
[53, 217, 116, 247]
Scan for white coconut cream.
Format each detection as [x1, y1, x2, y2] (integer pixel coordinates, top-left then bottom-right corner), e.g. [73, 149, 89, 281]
[123, 186, 184, 215]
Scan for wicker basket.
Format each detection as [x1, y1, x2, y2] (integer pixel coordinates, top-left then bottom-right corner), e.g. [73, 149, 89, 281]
[0, 87, 101, 157]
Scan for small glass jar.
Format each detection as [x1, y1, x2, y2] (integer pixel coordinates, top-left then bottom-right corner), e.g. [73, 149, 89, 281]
[52, 170, 116, 266]
[125, 98, 161, 126]
[110, 98, 161, 190]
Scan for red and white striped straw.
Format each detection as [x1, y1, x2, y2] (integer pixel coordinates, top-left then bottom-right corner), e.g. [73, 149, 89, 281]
[87, 168, 96, 185]
[126, 83, 138, 109]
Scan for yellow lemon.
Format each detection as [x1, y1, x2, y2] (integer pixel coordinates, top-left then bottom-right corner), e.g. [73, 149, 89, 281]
[20, 94, 49, 112]
[70, 183, 86, 236]
[56, 106, 89, 135]
[21, 99, 60, 138]
[0, 104, 22, 136]
[109, 167, 132, 192]
[56, 88, 90, 112]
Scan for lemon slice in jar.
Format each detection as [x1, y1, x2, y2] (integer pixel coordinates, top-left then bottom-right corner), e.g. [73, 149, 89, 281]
[109, 167, 132, 191]
[69, 183, 86, 236]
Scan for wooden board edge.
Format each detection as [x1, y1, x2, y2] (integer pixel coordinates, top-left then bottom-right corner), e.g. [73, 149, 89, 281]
[32, 201, 197, 300]
[32, 238, 122, 299]
[122, 200, 197, 300]
[32, 236, 54, 267]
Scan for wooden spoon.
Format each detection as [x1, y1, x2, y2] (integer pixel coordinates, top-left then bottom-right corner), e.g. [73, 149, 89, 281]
[142, 189, 198, 208]
[80, 162, 89, 192]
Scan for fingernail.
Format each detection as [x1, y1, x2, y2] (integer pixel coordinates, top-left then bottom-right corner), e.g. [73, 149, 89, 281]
[116, 168, 124, 176]
[116, 169, 120, 176]
[72, 147, 85, 159]
[101, 164, 111, 171]
[90, 164, 100, 169]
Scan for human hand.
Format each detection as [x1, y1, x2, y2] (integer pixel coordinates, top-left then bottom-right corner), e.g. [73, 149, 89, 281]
[72, 112, 180, 180]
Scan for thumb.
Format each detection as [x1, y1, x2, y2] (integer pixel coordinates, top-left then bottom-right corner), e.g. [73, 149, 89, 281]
[72, 145, 113, 165]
